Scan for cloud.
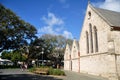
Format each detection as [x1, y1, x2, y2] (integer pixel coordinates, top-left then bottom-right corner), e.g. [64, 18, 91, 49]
[38, 26, 55, 34]
[63, 31, 73, 39]
[38, 12, 64, 34]
[59, 0, 66, 4]
[59, 0, 70, 8]
[92, 0, 120, 12]
[38, 12, 73, 39]
[42, 12, 64, 26]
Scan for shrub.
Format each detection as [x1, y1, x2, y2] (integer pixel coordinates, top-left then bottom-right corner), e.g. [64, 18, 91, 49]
[48, 68, 65, 76]
[29, 67, 36, 72]
[29, 66, 65, 76]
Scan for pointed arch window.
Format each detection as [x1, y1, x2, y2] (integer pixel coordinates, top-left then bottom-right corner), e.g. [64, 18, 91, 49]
[94, 26, 98, 52]
[86, 31, 89, 53]
[89, 23, 93, 53]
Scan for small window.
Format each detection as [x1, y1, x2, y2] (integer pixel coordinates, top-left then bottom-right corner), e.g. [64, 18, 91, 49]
[88, 11, 91, 19]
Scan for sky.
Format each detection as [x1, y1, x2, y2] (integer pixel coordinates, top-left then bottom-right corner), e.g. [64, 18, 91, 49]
[0, 0, 120, 40]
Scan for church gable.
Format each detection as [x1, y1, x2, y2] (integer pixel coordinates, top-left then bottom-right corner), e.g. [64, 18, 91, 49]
[64, 44, 71, 60]
[79, 4, 112, 55]
[71, 39, 80, 59]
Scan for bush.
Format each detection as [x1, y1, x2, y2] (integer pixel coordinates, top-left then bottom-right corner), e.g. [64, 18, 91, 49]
[48, 68, 65, 76]
[29, 66, 65, 76]
[29, 67, 36, 72]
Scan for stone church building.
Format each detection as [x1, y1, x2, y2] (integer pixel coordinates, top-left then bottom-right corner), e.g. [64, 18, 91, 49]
[64, 3, 120, 80]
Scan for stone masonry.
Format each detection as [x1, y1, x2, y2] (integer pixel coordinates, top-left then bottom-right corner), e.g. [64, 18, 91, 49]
[64, 3, 120, 80]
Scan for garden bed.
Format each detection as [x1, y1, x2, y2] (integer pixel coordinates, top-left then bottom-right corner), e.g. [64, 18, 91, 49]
[29, 66, 65, 76]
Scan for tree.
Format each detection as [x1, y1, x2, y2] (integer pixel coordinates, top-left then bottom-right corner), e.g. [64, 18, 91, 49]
[41, 34, 73, 67]
[28, 38, 52, 60]
[1, 50, 27, 63]
[0, 4, 37, 52]
[1, 51, 11, 60]
[11, 51, 27, 63]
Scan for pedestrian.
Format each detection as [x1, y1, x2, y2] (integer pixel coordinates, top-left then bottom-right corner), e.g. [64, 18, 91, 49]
[24, 63, 28, 69]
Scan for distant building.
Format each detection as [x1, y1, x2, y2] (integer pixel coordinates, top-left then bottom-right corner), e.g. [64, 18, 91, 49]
[64, 39, 80, 72]
[64, 3, 120, 80]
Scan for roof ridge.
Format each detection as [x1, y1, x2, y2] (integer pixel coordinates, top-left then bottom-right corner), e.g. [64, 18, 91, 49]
[89, 4, 120, 27]
[94, 7, 120, 14]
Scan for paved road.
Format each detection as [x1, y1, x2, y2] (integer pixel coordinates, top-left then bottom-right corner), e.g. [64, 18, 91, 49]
[0, 69, 62, 80]
[0, 69, 108, 80]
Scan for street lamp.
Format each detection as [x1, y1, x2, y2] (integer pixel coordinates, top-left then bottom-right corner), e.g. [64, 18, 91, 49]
[41, 48, 44, 66]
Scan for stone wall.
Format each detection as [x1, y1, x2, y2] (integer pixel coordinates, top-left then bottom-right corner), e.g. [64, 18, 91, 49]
[80, 53, 119, 80]
[72, 59, 80, 72]
[110, 29, 120, 79]
[116, 55, 120, 78]
[111, 31, 120, 54]
[64, 44, 71, 71]
[64, 60, 70, 70]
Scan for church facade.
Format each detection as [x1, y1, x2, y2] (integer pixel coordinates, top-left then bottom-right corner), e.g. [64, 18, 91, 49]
[64, 3, 120, 80]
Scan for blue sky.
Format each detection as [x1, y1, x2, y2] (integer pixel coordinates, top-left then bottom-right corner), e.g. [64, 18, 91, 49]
[0, 0, 120, 40]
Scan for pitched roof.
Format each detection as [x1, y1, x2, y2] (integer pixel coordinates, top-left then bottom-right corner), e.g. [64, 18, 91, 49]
[75, 40, 79, 51]
[89, 4, 120, 27]
[66, 44, 72, 51]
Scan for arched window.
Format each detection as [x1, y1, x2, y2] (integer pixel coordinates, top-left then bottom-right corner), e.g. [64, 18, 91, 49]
[94, 26, 98, 52]
[86, 31, 89, 53]
[89, 23, 93, 53]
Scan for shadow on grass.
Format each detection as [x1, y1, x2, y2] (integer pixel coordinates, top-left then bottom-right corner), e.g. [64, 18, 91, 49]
[0, 74, 63, 80]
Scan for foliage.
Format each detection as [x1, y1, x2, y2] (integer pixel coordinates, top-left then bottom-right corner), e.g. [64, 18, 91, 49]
[29, 66, 65, 76]
[1, 51, 11, 60]
[48, 68, 65, 76]
[28, 38, 52, 60]
[1, 50, 27, 62]
[11, 51, 27, 62]
[40, 34, 73, 66]
[0, 4, 37, 52]
[29, 67, 36, 72]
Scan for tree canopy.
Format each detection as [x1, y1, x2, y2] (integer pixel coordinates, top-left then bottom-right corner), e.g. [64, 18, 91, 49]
[28, 34, 72, 63]
[40, 34, 73, 65]
[0, 4, 73, 68]
[0, 4, 37, 52]
[28, 38, 52, 60]
[1, 50, 27, 62]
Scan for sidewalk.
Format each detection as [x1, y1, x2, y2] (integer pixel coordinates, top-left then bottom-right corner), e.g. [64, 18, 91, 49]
[62, 70, 108, 80]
